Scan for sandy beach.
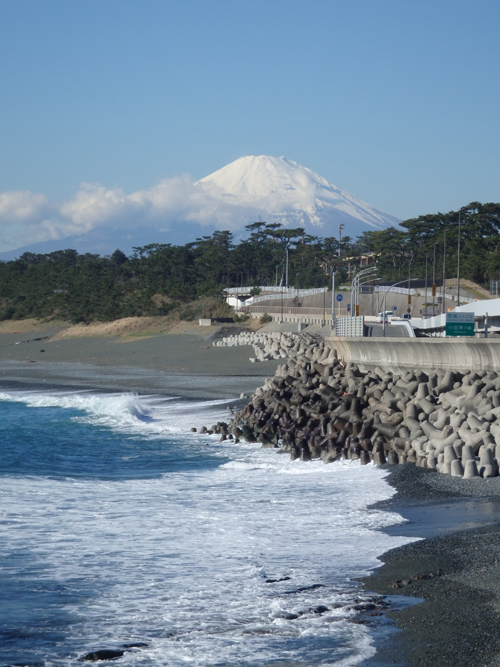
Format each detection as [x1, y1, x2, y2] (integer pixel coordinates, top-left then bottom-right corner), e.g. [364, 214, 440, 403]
[3, 318, 500, 665]
[0, 319, 280, 399]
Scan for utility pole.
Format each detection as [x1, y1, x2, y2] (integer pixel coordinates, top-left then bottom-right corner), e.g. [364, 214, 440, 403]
[285, 247, 289, 289]
[442, 229, 447, 315]
[383, 278, 421, 337]
[236, 272, 239, 313]
[323, 267, 326, 326]
[457, 212, 461, 306]
[280, 280, 284, 323]
[407, 258, 412, 315]
[331, 269, 335, 332]
[338, 224, 345, 257]
[433, 242, 438, 316]
[424, 255, 428, 318]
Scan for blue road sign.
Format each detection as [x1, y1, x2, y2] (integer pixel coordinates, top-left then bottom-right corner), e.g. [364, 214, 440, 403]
[336, 294, 343, 302]
[347, 303, 351, 308]
[393, 306, 397, 310]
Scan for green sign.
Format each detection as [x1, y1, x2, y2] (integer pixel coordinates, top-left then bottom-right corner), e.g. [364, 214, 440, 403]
[445, 312, 474, 337]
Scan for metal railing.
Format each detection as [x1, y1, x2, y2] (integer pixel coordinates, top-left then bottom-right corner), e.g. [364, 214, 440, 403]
[247, 287, 328, 305]
[376, 285, 416, 295]
[244, 305, 349, 318]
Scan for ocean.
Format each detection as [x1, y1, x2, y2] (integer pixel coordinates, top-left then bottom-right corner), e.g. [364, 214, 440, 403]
[0, 388, 415, 666]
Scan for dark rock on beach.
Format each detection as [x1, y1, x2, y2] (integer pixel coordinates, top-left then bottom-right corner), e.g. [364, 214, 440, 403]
[274, 611, 299, 620]
[79, 649, 125, 662]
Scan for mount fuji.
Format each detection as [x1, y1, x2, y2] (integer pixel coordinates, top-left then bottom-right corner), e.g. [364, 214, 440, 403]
[196, 155, 400, 235]
[0, 156, 400, 259]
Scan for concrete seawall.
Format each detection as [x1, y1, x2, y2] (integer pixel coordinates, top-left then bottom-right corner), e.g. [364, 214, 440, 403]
[329, 337, 500, 372]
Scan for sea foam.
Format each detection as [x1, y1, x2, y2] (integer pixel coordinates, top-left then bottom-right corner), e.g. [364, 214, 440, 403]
[0, 389, 415, 666]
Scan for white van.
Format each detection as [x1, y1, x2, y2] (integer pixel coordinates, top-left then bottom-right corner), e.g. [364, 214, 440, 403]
[376, 311, 393, 323]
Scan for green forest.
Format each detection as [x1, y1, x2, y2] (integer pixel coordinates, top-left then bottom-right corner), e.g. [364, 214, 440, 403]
[0, 201, 498, 323]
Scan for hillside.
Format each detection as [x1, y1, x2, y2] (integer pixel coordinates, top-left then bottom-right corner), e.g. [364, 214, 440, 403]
[0, 202, 497, 323]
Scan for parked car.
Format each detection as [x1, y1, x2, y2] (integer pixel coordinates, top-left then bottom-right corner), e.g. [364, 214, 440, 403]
[376, 311, 393, 323]
[401, 313, 412, 320]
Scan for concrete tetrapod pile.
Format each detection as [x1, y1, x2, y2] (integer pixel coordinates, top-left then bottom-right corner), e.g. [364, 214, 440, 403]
[213, 331, 321, 363]
[211, 334, 500, 479]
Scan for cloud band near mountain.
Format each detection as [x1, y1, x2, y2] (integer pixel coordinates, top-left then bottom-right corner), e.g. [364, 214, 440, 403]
[0, 157, 400, 253]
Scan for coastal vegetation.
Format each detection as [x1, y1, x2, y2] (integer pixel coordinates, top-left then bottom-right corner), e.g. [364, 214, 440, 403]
[0, 201, 498, 323]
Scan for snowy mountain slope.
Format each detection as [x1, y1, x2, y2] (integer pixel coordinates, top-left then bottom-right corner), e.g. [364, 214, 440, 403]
[197, 155, 400, 234]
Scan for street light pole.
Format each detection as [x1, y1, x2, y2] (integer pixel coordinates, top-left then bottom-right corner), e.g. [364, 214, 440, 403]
[285, 247, 289, 289]
[425, 255, 428, 318]
[442, 229, 447, 315]
[351, 266, 377, 318]
[407, 258, 412, 315]
[323, 267, 326, 325]
[433, 242, 438, 316]
[331, 270, 336, 331]
[457, 213, 461, 306]
[338, 224, 345, 258]
[280, 280, 283, 323]
[383, 278, 421, 337]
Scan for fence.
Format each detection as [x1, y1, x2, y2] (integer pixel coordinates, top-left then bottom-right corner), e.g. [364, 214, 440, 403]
[225, 286, 295, 294]
[225, 286, 327, 296]
[335, 316, 365, 337]
[247, 287, 327, 305]
[243, 304, 350, 324]
[375, 286, 416, 296]
[246, 305, 348, 316]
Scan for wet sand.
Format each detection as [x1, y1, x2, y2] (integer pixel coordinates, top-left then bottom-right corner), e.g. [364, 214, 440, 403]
[0, 322, 280, 398]
[360, 466, 500, 667]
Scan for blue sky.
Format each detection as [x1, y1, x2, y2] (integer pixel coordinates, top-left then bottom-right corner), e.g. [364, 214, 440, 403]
[0, 0, 499, 251]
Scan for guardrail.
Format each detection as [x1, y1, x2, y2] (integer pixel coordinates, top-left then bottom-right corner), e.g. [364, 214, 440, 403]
[243, 304, 350, 324]
[375, 286, 416, 295]
[225, 286, 327, 296]
[245, 305, 348, 317]
[247, 287, 328, 305]
[225, 286, 294, 294]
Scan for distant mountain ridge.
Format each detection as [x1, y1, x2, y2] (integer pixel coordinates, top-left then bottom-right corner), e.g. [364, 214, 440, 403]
[0, 156, 400, 260]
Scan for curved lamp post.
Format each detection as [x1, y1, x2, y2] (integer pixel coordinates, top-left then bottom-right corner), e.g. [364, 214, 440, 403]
[382, 278, 422, 337]
[351, 266, 377, 316]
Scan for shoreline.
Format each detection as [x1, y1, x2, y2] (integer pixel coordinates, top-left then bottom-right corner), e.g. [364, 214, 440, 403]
[0, 322, 280, 399]
[6, 376, 500, 666]
[4, 322, 500, 664]
[359, 465, 500, 667]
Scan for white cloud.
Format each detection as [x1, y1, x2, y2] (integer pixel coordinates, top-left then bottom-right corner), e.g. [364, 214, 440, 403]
[0, 190, 63, 249]
[0, 190, 52, 223]
[0, 177, 246, 251]
[0, 177, 198, 251]
[59, 184, 129, 230]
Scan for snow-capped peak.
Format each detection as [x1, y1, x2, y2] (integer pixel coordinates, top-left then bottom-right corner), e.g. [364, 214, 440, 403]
[197, 155, 400, 233]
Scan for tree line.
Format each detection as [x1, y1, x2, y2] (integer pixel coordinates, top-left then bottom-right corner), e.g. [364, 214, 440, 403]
[0, 201, 497, 323]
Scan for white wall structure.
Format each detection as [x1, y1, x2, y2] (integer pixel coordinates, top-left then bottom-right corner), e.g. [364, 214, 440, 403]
[412, 298, 500, 334]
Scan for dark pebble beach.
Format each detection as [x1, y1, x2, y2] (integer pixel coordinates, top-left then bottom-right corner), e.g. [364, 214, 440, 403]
[360, 464, 500, 667]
